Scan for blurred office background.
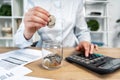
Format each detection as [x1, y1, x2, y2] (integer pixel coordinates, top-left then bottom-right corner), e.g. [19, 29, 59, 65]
[0, 0, 120, 48]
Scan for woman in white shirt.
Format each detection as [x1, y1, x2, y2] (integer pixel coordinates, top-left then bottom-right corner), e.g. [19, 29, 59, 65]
[14, 0, 98, 57]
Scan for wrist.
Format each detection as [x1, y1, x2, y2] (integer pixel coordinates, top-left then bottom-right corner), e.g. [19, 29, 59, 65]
[23, 30, 34, 40]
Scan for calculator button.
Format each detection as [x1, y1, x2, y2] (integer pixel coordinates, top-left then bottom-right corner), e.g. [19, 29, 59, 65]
[81, 60, 85, 62]
[85, 61, 90, 64]
[90, 60, 94, 63]
[76, 58, 81, 61]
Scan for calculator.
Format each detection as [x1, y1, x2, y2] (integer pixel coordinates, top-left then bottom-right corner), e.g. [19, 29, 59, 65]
[65, 51, 120, 74]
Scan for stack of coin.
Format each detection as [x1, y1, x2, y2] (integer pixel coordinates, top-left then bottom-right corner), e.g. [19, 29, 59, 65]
[43, 54, 62, 68]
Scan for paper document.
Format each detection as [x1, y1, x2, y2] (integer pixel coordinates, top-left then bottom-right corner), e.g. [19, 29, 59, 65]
[0, 66, 32, 80]
[0, 49, 42, 70]
[0, 49, 53, 80]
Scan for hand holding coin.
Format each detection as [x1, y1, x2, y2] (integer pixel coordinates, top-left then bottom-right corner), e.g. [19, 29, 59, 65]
[24, 6, 56, 40]
[24, 7, 50, 40]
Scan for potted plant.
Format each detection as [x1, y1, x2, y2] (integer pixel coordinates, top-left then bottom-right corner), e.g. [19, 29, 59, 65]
[87, 19, 100, 31]
[0, 4, 11, 16]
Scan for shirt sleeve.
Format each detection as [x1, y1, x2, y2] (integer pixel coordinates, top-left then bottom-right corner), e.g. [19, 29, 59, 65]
[14, 0, 34, 48]
[74, 0, 91, 43]
[14, 21, 33, 48]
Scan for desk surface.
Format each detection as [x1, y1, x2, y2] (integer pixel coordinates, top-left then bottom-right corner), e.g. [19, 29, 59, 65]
[0, 47, 120, 80]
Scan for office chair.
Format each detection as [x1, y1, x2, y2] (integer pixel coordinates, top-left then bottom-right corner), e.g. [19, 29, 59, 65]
[31, 41, 38, 47]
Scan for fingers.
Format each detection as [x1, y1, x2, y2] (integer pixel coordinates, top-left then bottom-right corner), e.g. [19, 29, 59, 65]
[25, 21, 46, 30]
[84, 43, 98, 57]
[25, 14, 48, 25]
[75, 46, 81, 51]
[76, 42, 90, 57]
[23, 7, 50, 40]
[90, 44, 94, 54]
[84, 44, 90, 57]
[25, 8, 50, 26]
[33, 6, 50, 16]
[24, 7, 50, 29]
[94, 44, 99, 51]
[76, 41, 99, 57]
[30, 7, 50, 22]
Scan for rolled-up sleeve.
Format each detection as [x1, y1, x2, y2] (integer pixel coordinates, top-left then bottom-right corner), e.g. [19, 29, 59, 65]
[14, 21, 33, 48]
[14, 0, 34, 48]
[75, 0, 91, 43]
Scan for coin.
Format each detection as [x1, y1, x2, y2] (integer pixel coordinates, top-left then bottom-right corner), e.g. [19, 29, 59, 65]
[47, 15, 56, 28]
[43, 58, 51, 67]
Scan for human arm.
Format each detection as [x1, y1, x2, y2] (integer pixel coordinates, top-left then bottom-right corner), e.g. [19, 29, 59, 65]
[14, 0, 50, 48]
[74, 0, 98, 57]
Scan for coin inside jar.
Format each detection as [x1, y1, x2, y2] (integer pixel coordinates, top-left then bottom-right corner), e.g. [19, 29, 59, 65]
[47, 15, 56, 28]
[42, 54, 62, 69]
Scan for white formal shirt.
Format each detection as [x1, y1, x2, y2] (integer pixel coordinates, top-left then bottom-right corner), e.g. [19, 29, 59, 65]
[14, 0, 91, 48]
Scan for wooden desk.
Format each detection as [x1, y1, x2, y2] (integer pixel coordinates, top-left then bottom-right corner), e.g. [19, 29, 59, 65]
[0, 47, 120, 80]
